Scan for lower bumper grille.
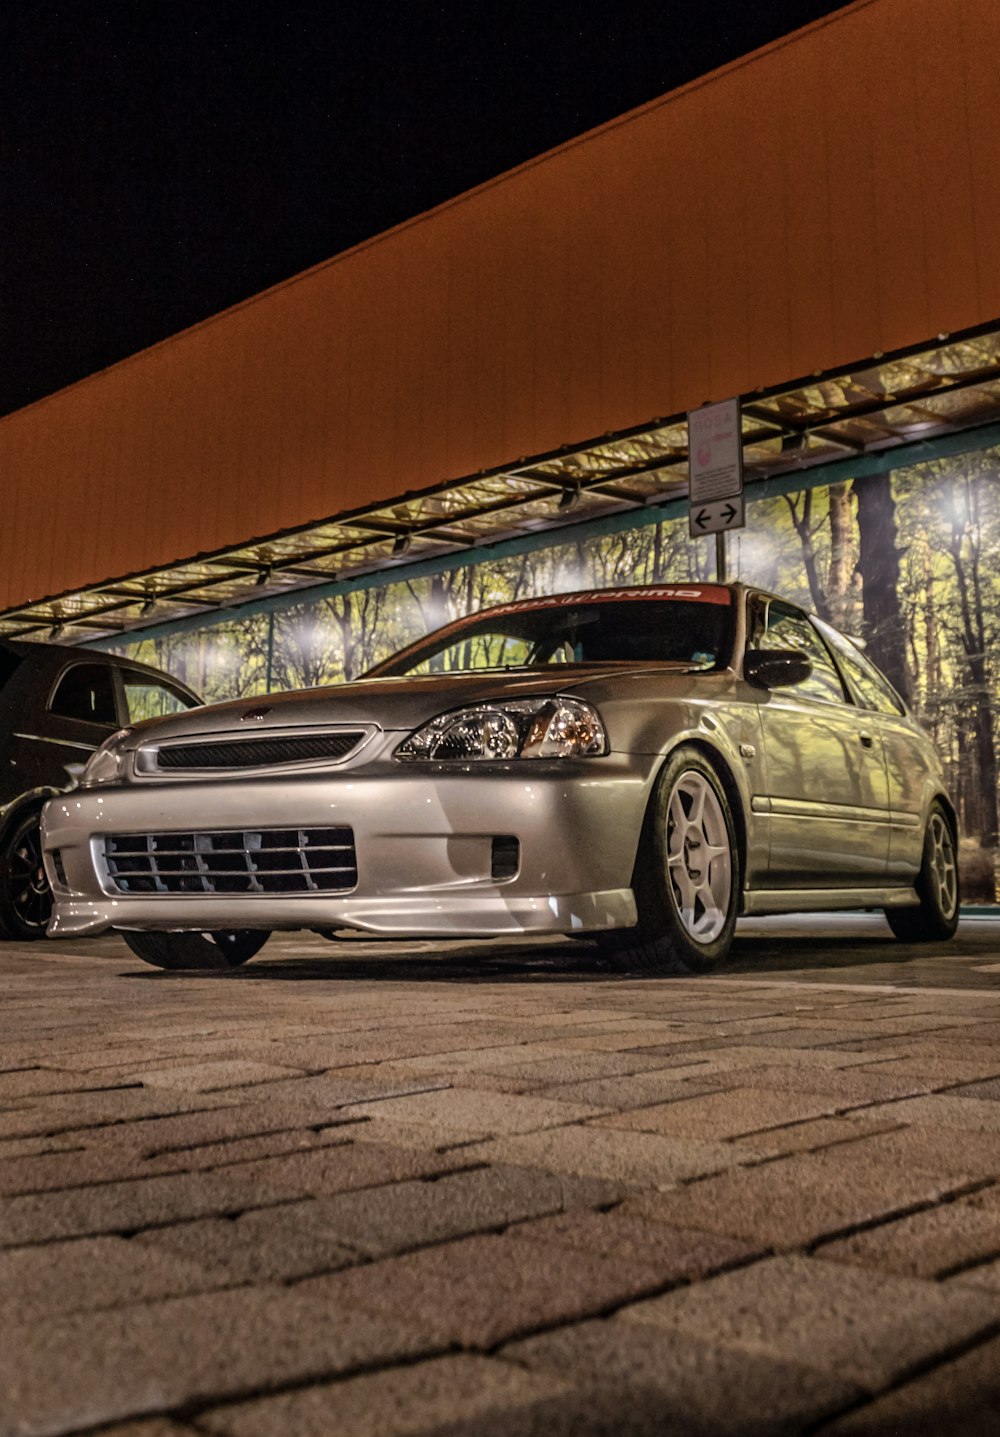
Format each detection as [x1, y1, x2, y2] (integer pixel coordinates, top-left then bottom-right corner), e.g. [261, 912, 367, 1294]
[105, 827, 357, 895]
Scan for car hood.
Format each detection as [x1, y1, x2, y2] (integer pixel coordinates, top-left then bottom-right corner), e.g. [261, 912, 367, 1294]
[123, 664, 699, 746]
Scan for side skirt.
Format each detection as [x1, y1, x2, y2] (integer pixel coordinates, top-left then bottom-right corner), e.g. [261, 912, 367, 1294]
[741, 886, 918, 917]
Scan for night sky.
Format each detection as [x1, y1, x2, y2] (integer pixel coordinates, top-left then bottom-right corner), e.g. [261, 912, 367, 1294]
[3, 1, 850, 419]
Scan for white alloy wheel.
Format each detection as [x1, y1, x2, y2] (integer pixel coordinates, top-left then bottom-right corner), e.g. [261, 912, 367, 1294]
[927, 809, 959, 920]
[665, 769, 733, 944]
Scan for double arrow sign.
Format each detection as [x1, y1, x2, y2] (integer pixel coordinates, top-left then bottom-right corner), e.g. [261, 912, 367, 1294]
[690, 495, 744, 535]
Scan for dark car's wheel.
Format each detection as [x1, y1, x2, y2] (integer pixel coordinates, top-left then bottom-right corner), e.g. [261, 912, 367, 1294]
[120, 929, 269, 970]
[605, 746, 739, 974]
[0, 811, 52, 941]
[884, 803, 960, 944]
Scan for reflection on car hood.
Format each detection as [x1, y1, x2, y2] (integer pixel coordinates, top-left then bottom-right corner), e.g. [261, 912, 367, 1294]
[124, 664, 699, 746]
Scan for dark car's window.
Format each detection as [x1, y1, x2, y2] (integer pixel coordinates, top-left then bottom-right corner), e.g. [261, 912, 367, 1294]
[753, 602, 848, 705]
[122, 672, 199, 723]
[49, 663, 118, 725]
[0, 646, 22, 691]
[815, 620, 906, 715]
[373, 596, 734, 677]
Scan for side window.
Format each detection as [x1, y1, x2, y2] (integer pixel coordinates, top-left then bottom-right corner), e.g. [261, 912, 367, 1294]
[754, 602, 848, 705]
[122, 673, 199, 724]
[816, 622, 906, 715]
[49, 664, 118, 725]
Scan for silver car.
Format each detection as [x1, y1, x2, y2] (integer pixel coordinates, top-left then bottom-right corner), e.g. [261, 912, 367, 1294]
[42, 582, 959, 973]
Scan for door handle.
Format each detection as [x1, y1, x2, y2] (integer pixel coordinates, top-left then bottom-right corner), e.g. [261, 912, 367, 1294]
[859, 731, 874, 749]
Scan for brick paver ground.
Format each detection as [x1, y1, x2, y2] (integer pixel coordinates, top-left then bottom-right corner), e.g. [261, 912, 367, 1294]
[3, 914, 1000, 1435]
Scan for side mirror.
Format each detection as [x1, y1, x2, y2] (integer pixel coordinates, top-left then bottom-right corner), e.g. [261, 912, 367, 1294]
[743, 649, 813, 690]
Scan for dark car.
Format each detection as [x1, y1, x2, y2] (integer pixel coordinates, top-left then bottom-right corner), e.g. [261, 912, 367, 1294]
[0, 639, 200, 940]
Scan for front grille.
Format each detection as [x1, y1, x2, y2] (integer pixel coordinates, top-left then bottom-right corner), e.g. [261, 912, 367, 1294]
[152, 732, 366, 770]
[105, 827, 357, 895]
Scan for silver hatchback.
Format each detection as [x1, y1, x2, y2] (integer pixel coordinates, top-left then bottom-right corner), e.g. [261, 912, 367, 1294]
[42, 582, 959, 972]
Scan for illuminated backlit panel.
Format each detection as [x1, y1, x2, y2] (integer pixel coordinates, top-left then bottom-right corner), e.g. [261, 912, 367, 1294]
[3, 323, 1000, 643]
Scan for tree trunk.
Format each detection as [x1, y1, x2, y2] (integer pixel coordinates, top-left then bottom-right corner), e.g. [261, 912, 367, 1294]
[854, 472, 913, 705]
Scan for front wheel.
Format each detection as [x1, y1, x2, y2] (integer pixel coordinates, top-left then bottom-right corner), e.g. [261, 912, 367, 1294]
[0, 811, 52, 941]
[884, 803, 960, 944]
[606, 747, 740, 974]
[120, 929, 270, 970]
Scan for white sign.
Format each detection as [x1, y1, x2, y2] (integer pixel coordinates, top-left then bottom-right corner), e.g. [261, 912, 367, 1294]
[689, 493, 745, 537]
[687, 398, 743, 505]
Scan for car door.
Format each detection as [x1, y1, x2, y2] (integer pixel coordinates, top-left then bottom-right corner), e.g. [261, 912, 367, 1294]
[814, 618, 930, 882]
[7, 659, 120, 793]
[748, 599, 890, 889]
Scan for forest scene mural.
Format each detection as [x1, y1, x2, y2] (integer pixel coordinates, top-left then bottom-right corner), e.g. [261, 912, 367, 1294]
[116, 445, 1000, 899]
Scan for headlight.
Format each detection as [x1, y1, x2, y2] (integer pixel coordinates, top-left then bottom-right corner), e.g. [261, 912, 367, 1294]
[79, 728, 133, 787]
[395, 697, 608, 762]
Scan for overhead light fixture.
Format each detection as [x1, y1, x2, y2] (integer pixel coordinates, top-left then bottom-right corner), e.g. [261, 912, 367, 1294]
[48, 622, 64, 640]
[558, 484, 582, 512]
[392, 534, 412, 557]
[255, 566, 273, 587]
[140, 596, 156, 616]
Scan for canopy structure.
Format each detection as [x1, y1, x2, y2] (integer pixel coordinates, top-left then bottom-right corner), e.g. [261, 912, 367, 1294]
[2, 0, 999, 642]
[2, 324, 1000, 642]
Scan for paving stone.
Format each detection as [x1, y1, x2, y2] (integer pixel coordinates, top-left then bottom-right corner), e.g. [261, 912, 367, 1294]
[464, 1124, 760, 1189]
[0, 1235, 235, 1323]
[512, 1209, 760, 1277]
[616, 1254, 1000, 1388]
[337, 1087, 605, 1137]
[125, 1059, 313, 1092]
[824, 1124, 1000, 1181]
[201, 1354, 572, 1437]
[950, 1077, 1000, 1101]
[134, 1202, 359, 1283]
[696, 1062, 943, 1102]
[730, 1115, 900, 1160]
[619, 1150, 968, 1249]
[532, 1071, 722, 1110]
[0, 1285, 434, 1436]
[505, 1318, 861, 1435]
[856, 1055, 1000, 1086]
[0, 1124, 356, 1197]
[593, 1086, 846, 1140]
[0, 1140, 470, 1245]
[816, 1189, 1000, 1279]
[0, 1088, 237, 1142]
[301, 1231, 670, 1347]
[820, 1333, 1000, 1434]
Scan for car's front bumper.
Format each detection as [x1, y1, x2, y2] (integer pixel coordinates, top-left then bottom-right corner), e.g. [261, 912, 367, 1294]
[41, 760, 652, 938]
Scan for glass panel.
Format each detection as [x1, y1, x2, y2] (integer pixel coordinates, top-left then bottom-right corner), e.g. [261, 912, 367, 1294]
[754, 603, 848, 706]
[49, 664, 117, 725]
[122, 674, 200, 723]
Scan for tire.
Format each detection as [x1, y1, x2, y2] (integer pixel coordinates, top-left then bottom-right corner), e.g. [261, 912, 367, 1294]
[120, 929, 269, 970]
[0, 810, 52, 941]
[606, 746, 740, 974]
[884, 802, 960, 944]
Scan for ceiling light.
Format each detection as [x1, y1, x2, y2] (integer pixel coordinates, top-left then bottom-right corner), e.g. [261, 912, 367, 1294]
[392, 534, 412, 557]
[558, 484, 582, 511]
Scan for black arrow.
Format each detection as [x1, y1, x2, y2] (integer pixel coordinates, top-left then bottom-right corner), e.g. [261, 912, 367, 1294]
[694, 501, 737, 529]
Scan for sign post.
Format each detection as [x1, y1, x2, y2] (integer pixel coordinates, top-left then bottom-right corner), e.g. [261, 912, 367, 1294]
[687, 398, 745, 581]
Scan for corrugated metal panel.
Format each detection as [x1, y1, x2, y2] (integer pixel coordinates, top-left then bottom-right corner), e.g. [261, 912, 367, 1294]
[2, 0, 999, 612]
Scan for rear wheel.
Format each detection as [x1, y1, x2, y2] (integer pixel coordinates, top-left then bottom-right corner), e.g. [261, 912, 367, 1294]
[120, 929, 269, 970]
[884, 803, 960, 943]
[605, 746, 739, 974]
[0, 811, 52, 941]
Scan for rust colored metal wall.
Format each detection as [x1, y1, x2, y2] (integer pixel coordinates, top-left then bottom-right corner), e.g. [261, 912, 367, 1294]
[2, 0, 999, 612]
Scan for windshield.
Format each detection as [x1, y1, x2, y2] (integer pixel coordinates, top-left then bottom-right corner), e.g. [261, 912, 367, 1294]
[372, 595, 734, 677]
